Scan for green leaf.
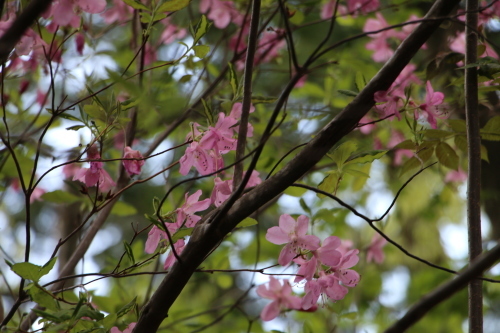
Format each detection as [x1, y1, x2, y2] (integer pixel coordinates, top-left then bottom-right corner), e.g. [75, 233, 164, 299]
[201, 98, 214, 125]
[179, 74, 192, 83]
[194, 15, 211, 43]
[337, 89, 358, 97]
[236, 217, 258, 228]
[393, 139, 416, 150]
[172, 228, 193, 242]
[435, 142, 459, 170]
[228, 63, 238, 98]
[111, 201, 137, 216]
[345, 150, 387, 165]
[481, 144, 489, 162]
[283, 186, 307, 197]
[121, 0, 150, 11]
[454, 135, 468, 152]
[449, 119, 466, 133]
[65, 125, 85, 131]
[102, 314, 118, 329]
[421, 129, 452, 139]
[317, 172, 340, 198]
[481, 116, 500, 141]
[74, 307, 104, 321]
[193, 45, 210, 58]
[343, 168, 370, 178]
[354, 72, 366, 92]
[124, 241, 135, 264]
[33, 308, 65, 323]
[27, 284, 58, 311]
[158, 0, 190, 12]
[40, 257, 57, 277]
[117, 297, 137, 318]
[399, 156, 420, 177]
[11, 257, 57, 282]
[41, 190, 81, 204]
[299, 198, 311, 215]
[83, 104, 106, 121]
[328, 141, 357, 170]
[249, 96, 277, 104]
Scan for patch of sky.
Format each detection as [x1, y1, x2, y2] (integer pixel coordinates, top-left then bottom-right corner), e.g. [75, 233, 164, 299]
[380, 266, 410, 307]
[78, 225, 122, 295]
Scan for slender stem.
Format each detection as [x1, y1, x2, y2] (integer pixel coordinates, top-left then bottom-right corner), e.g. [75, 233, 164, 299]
[233, 0, 261, 188]
[465, 0, 483, 332]
[384, 242, 500, 333]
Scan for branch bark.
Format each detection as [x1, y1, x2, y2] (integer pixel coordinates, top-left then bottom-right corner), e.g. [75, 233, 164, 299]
[465, 0, 483, 331]
[0, 0, 53, 64]
[384, 241, 500, 333]
[132, 0, 461, 332]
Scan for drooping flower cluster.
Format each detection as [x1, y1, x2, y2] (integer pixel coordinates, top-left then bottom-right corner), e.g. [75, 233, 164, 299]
[73, 145, 116, 193]
[179, 103, 254, 176]
[260, 214, 361, 320]
[144, 190, 210, 269]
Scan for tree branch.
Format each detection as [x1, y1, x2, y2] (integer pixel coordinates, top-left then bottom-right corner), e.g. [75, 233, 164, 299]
[384, 241, 500, 333]
[132, 0, 461, 331]
[0, 0, 53, 63]
[465, 0, 483, 331]
[234, 0, 261, 187]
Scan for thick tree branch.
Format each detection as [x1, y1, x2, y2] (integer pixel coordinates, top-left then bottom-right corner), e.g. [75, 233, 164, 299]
[133, 0, 461, 331]
[0, 0, 53, 63]
[384, 242, 500, 333]
[465, 0, 483, 332]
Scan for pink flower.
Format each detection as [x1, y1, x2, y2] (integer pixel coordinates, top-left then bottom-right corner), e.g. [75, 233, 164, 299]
[200, 112, 238, 154]
[390, 63, 421, 97]
[332, 249, 361, 287]
[73, 145, 116, 192]
[366, 234, 387, 264]
[145, 220, 180, 254]
[200, 0, 243, 29]
[256, 277, 302, 321]
[179, 141, 217, 175]
[374, 90, 403, 120]
[363, 13, 396, 62]
[163, 239, 186, 269]
[417, 81, 448, 129]
[445, 168, 467, 183]
[210, 171, 262, 207]
[145, 225, 167, 254]
[347, 0, 379, 16]
[449, 31, 498, 59]
[175, 190, 211, 228]
[387, 130, 413, 166]
[229, 102, 255, 137]
[101, 0, 133, 24]
[211, 177, 233, 207]
[110, 322, 136, 333]
[294, 236, 343, 283]
[302, 271, 348, 309]
[266, 214, 320, 266]
[358, 116, 376, 134]
[122, 146, 144, 176]
[160, 21, 187, 44]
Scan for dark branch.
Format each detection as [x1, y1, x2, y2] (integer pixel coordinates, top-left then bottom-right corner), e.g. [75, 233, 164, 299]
[132, 0, 461, 332]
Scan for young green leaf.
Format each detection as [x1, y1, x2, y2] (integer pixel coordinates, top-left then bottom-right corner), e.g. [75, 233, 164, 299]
[157, 0, 190, 12]
[435, 142, 459, 170]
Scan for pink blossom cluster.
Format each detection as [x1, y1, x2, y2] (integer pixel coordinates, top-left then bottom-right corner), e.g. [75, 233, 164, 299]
[144, 190, 211, 269]
[179, 102, 254, 176]
[260, 214, 361, 320]
[321, 0, 380, 18]
[363, 13, 426, 63]
[373, 80, 447, 129]
[72, 145, 144, 192]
